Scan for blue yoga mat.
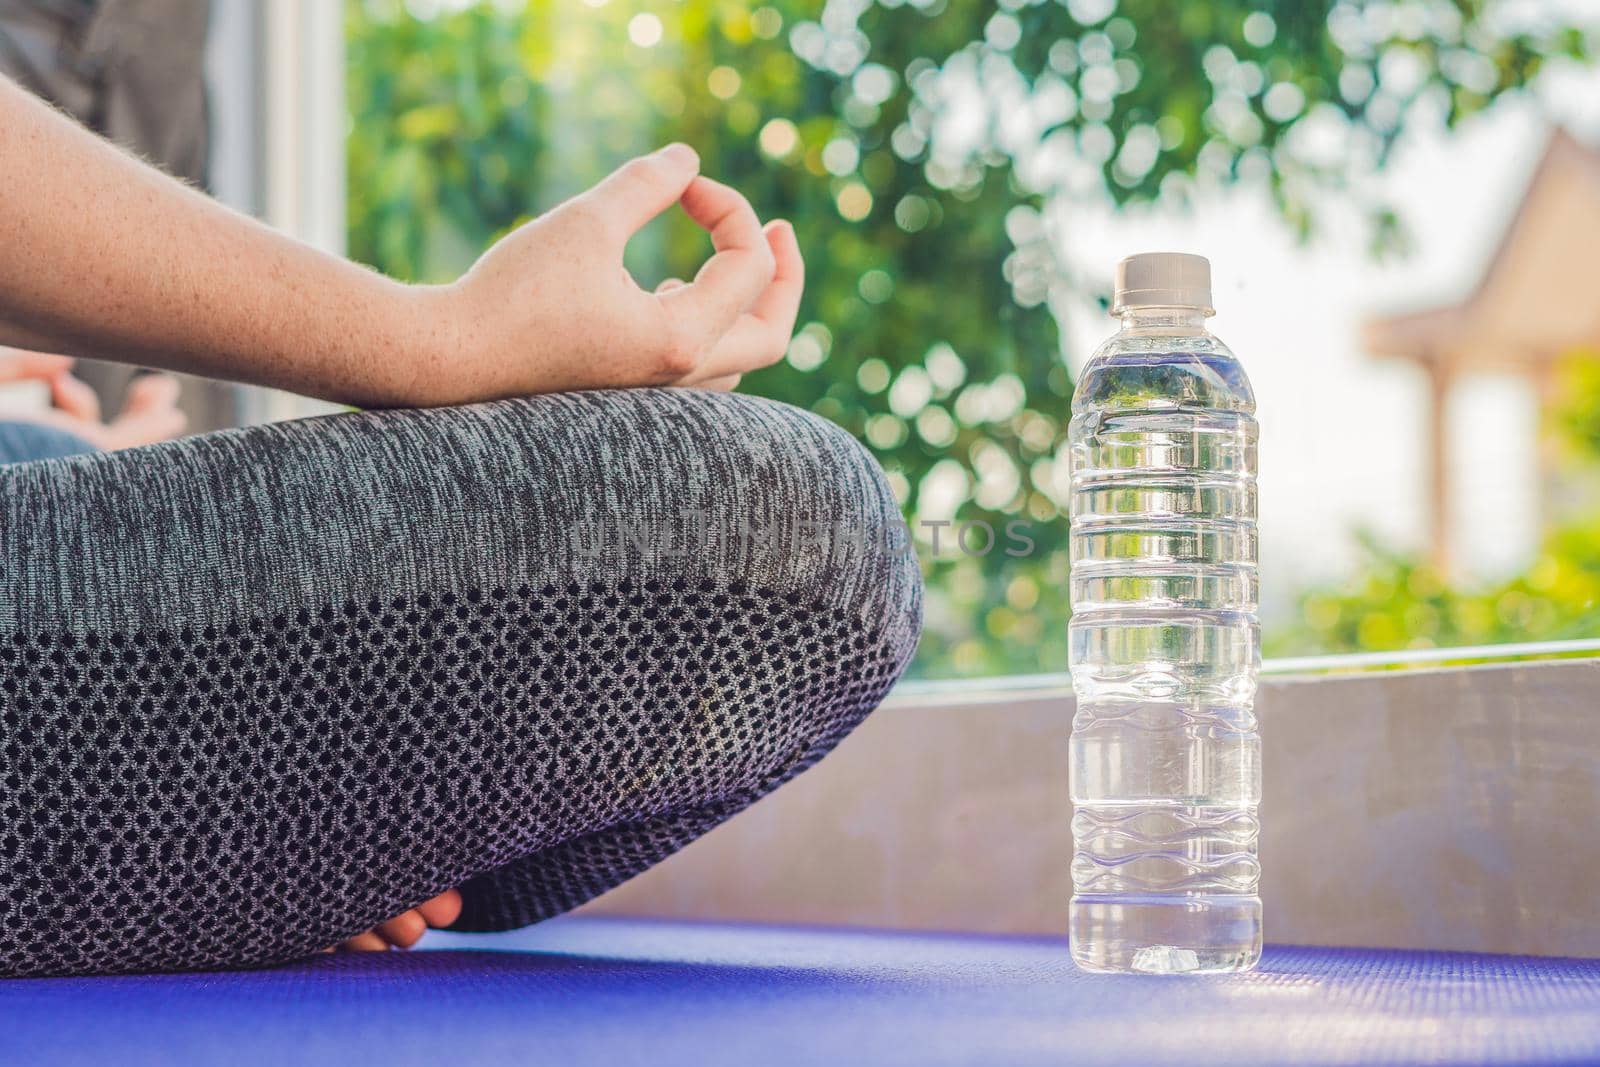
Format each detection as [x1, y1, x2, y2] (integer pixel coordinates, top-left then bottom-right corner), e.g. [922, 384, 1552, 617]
[2, 916, 1597, 1066]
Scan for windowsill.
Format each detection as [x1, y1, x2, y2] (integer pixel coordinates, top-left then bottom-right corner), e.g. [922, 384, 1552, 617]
[888, 636, 1600, 708]
[583, 652, 1600, 960]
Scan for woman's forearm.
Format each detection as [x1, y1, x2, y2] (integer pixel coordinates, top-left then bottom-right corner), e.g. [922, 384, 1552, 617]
[0, 73, 804, 408]
[0, 76, 441, 406]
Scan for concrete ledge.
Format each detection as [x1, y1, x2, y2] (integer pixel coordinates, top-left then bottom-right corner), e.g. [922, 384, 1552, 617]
[583, 658, 1600, 957]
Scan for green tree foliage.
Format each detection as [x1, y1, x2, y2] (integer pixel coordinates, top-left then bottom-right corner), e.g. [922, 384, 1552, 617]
[347, 0, 1593, 676]
[1268, 526, 1600, 656]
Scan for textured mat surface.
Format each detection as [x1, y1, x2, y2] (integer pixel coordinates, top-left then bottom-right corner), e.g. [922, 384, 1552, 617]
[2, 916, 1598, 1066]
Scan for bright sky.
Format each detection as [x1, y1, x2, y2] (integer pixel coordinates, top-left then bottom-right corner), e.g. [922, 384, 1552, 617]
[1054, 60, 1600, 621]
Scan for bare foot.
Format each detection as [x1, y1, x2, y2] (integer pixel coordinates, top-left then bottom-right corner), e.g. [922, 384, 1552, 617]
[333, 888, 462, 952]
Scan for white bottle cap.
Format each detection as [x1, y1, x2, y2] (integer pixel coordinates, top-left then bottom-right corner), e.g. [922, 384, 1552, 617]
[1112, 252, 1213, 315]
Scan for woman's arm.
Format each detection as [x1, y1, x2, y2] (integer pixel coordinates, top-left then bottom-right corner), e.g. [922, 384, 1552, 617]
[0, 76, 801, 407]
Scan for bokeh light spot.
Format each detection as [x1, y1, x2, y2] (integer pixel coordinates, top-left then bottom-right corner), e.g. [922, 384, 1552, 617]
[859, 269, 894, 304]
[759, 118, 799, 159]
[1243, 11, 1277, 48]
[750, 7, 783, 39]
[627, 13, 663, 47]
[822, 137, 861, 176]
[857, 358, 891, 394]
[786, 332, 827, 371]
[708, 66, 741, 100]
[867, 413, 909, 450]
[895, 193, 931, 232]
[836, 181, 873, 221]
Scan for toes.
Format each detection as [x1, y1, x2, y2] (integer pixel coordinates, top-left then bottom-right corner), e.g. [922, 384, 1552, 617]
[378, 910, 428, 950]
[339, 930, 389, 952]
[416, 888, 463, 929]
[326, 888, 464, 954]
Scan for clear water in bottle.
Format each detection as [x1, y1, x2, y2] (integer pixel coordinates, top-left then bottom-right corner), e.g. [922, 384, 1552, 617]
[1067, 252, 1261, 974]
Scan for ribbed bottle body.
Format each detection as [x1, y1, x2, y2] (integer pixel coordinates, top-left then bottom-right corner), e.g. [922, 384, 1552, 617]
[1067, 334, 1262, 975]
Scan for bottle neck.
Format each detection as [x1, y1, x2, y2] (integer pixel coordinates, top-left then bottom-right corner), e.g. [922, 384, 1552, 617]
[1117, 305, 1210, 335]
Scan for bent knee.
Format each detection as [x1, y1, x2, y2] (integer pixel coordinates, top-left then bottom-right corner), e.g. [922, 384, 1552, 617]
[681, 393, 923, 748]
[669, 390, 922, 674]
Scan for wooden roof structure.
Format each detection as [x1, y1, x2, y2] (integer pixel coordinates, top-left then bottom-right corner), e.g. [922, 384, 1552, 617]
[1362, 129, 1600, 571]
[1365, 130, 1600, 373]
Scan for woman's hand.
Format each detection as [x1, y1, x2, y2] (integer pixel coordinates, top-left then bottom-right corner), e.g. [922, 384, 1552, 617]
[0, 350, 74, 384]
[403, 144, 804, 406]
[0, 347, 186, 450]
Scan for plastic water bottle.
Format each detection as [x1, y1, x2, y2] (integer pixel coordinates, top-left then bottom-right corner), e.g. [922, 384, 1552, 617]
[1067, 252, 1262, 974]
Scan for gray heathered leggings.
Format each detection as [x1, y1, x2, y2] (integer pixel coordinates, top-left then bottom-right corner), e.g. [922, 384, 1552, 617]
[0, 389, 922, 977]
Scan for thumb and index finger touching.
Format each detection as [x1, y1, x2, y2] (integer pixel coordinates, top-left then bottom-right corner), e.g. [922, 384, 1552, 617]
[585, 144, 798, 357]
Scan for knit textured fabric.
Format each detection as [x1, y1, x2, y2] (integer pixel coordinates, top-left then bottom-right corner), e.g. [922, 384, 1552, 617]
[0, 390, 922, 977]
